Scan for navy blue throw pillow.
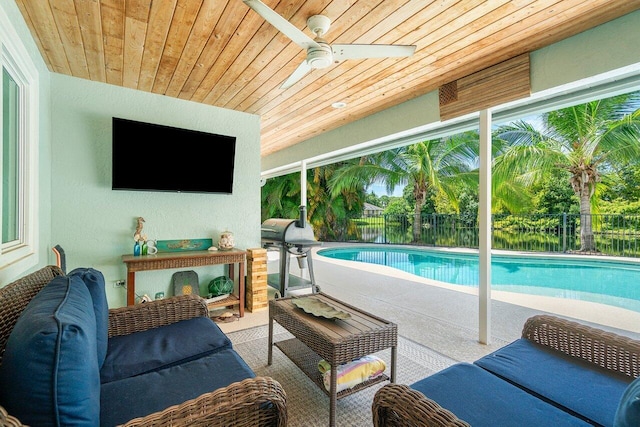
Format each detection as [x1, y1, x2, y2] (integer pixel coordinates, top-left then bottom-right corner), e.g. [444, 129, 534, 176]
[69, 267, 109, 367]
[0, 275, 100, 426]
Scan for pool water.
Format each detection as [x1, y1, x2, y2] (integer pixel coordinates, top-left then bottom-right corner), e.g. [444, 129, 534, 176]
[317, 246, 640, 313]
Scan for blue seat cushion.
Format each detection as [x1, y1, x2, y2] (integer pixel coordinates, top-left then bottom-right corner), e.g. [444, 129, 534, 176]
[615, 375, 640, 426]
[100, 348, 255, 426]
[0, 276, 100, 427]
[410, 363, 591, 427]
[474, 338, 632, 426]
[100, 316, 231, 383]
[69, 267, 109, 368]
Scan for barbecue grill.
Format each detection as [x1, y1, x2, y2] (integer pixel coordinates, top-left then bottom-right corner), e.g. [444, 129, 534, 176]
[261, 206, 321, 297]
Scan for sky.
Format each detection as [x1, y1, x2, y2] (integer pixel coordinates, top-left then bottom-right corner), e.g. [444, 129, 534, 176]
[367, 181, 404, 197]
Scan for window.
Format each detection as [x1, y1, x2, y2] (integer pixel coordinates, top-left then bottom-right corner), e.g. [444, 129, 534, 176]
[0, 8, 39, 281]
[3, 67, 19, 245]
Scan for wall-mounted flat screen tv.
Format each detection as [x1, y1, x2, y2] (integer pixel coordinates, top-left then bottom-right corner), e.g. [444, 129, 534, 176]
[112, 117, 236, 194]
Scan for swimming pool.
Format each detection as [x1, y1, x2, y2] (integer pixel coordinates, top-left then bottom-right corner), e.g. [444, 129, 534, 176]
[317, 246, 640, 313]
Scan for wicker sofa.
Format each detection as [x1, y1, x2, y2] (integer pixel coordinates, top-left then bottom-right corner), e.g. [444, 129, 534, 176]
[373, 314, 640, 427]
[0, 265, 287, 427]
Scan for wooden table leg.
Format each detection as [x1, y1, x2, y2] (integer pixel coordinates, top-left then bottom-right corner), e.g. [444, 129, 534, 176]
[391, 345, 397, 382]
[330, 366, 337, 427]
[126, 270, 136, 306]
[268, 315, 274, 365]
[227, 261, 245, 317]
[238, 260, 245, 317]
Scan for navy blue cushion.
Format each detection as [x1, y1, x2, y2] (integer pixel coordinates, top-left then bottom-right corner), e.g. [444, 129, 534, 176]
[410, 363, 591, 427]
[69, 267, 109, 368]
[100, 348, 255, 426]
[0, 276, 100, 427]
[100, 316, 231, 383]
[614, 375, 640, 427]
[474, 338, 632, 426]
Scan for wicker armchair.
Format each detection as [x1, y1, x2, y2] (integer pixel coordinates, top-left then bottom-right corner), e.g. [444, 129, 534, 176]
[372, 383, 470, 427]
[0, 266, 287, 427]
[372, 314, 640, 427]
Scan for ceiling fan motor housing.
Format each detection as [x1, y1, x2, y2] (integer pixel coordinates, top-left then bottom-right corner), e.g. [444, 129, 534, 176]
[307, 15, 331, 36]
[307, 40, 333, 69]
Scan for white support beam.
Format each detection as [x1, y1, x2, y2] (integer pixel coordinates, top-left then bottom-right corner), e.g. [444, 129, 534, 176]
[478, 109, 492, 344]
[300, 160, 307, 207]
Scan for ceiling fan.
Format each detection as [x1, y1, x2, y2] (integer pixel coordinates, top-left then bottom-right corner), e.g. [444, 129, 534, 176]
[242, 0, 417, 89]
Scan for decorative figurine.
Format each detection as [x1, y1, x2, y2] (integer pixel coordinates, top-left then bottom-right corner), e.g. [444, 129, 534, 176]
[134, 217, 146, 242]
[147, 240, 158, 255]
[133, 217, 148, 256]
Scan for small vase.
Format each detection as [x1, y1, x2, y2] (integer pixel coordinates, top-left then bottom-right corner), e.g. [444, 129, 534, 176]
[134, 241, 141, 256]
[142, 241, 148, 255]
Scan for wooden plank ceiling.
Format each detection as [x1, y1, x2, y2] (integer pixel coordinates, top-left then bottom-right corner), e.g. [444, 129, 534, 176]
[14, 0, 640, 157]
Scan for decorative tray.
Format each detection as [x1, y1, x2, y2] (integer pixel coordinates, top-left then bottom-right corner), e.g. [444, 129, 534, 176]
[291, 297, 351, 320]
[157, 238, 213, 253]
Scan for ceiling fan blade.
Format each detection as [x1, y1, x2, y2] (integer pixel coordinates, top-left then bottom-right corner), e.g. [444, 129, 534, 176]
[332, 44, 416, 61]
[243, 0, 319, 50]
[280, 60, 312, 89]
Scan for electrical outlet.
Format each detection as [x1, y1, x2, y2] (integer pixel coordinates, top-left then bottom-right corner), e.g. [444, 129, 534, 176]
[114, 280, 125, 288]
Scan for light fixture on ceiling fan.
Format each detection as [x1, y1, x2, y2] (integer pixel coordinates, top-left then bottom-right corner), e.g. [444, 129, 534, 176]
[242, 0, 417, 89]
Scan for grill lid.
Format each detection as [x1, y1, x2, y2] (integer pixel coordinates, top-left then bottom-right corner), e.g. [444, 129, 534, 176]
[261, 206, 319, 248]
[261, 218, 319, 247]
[261, 218, 296, 242]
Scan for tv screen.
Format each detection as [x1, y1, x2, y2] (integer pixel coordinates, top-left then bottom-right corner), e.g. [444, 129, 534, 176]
[112, 117, 236, 194]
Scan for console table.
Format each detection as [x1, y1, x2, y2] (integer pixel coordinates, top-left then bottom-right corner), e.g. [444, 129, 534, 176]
[122, 249, 246, 317]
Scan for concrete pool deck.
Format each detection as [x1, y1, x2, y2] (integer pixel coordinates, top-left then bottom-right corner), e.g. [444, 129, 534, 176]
[219, 244, 640, 362]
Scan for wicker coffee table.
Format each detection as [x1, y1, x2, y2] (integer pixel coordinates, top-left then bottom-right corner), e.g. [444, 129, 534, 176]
[268, 292, 397, 427]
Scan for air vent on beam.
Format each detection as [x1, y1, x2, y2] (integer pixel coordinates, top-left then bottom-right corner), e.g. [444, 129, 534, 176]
[439, 81, 458, 106]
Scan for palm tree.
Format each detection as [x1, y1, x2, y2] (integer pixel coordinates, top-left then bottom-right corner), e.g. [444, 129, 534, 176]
[261, 172, 301, 221]
[331, 132, 480, 242]
[493, 92, 640, 251]
[306, 162, 367, 240]
[261, 160, 366, 241]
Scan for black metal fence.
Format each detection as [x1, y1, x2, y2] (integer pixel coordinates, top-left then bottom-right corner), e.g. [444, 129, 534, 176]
[337, 212, 640, 258]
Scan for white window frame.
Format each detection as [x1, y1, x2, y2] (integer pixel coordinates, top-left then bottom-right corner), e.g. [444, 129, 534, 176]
[0, 7, 39, 282]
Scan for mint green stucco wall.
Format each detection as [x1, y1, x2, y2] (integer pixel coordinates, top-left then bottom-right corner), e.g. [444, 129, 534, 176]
[50, 74, 261, 308]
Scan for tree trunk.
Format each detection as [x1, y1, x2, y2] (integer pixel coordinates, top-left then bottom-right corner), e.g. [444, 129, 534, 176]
[413, 196, 424, 243]
[569, 164, 598, 252]
[579, 193, 596, 251]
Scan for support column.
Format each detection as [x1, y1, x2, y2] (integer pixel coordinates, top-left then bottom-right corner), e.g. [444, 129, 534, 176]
[301, 160, 307, 207]
[478, 109, 492, 345]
